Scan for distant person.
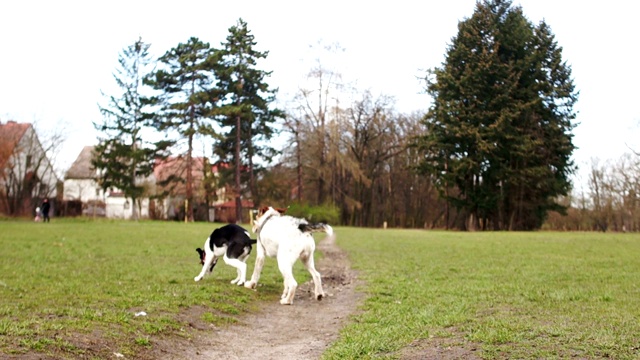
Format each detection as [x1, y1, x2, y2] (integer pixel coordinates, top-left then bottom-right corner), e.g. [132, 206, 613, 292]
[41, 198, 51, 223]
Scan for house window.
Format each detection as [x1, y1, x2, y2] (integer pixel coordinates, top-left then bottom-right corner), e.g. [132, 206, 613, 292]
[96, 188, 101, 197]
[26, 155, 32, 168]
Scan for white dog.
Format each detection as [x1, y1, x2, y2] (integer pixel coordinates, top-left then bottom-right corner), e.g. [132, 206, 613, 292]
[245, 206, 334, 305]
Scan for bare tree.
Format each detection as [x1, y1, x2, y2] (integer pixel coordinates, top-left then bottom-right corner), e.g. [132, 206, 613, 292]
[610, 154, 640, 231]
[288, 41, 346, 205]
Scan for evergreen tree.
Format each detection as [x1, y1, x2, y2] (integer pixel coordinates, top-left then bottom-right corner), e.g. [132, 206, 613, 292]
[416, 0, 578, 230]
[93, 37, 170, 220]
[145, 37, 218, 221]
[214, 18, 283, 222]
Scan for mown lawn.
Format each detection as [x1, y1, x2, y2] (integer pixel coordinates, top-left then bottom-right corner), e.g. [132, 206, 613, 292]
[326, 228, 640, 359]
[2, 219, 640, 359]
[0, 218, 289, 358]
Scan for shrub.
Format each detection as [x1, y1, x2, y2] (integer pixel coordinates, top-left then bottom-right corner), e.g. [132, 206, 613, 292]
[286, 203, 340, 224]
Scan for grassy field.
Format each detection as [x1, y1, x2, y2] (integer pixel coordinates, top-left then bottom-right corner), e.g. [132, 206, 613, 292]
[0, 218, 291, 359]
[2, 219, 640, 359]
[326, 228, 640, 359]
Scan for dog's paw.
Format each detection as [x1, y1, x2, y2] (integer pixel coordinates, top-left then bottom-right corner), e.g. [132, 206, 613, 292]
[194, 276, 202, 282]
[236, 281, 245, 286]
[279, 298, 293, 305]
[244, 281, 256, 289]
[230, 279, 239, 284]
[316, 293, 324, 301]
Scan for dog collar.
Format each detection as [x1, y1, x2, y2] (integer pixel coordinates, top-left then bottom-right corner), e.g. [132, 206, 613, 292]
[255, 211, 278, 234]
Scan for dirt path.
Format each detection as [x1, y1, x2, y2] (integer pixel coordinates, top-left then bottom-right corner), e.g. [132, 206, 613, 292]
[183, 234, 362, 360]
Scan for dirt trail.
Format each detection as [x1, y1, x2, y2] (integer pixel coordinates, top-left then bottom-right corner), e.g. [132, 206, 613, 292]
[186, 234, 362, 360]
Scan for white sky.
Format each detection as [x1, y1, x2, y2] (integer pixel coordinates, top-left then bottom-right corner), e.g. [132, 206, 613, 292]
[1, 1, 639, 188]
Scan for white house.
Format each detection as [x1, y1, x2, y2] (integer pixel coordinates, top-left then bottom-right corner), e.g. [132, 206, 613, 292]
[63, 146, 149, 219]
[64, 146, 103, 203]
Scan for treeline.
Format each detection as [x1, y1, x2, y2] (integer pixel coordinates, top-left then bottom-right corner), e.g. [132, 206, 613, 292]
[263, 0, 583, 231]
[91, 2, 638, 231]
[545, 155, 640, 232]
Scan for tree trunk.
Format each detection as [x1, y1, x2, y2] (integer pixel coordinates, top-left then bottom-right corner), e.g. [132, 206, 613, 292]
[296, 123, 303, 202]
[248, 120, 256, 206]
[235, 114, 242, 223]
[186, 133, 194, 222]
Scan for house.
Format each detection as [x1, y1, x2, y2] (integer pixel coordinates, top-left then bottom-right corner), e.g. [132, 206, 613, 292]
[63, 146, 103, 216]
[63, 147, 242, 221]
[63, 146, 149, 219]
[214, 199, 255, 223]
[0, 120, 58, 216]
[151, 156, 232, 221]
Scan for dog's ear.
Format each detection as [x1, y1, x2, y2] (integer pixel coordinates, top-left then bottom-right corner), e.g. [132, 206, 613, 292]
[258, 206, 286, 215]
[196, 248, 205, 264]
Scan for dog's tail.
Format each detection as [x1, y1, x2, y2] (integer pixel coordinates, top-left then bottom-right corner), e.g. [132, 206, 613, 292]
[299, 223, 333, 237]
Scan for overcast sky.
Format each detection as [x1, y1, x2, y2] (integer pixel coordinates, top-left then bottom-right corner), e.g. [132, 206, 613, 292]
[1, 1, 639, 188]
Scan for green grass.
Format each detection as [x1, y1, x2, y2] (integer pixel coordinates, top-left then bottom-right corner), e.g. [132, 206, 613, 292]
[0, 219, 292, 358]
[3, 220, 640, 359]
[324, 229, 640, 359]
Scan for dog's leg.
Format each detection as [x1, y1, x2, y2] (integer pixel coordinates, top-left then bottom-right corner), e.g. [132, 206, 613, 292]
[245, 242, 265, 289]
[231, 253, 251, 285]
[223, 254, 247, 286]
[301, 249, 324, 301]
[194, 254, 216, 282]
[230, 268, 241, 285]
[277, 253, 298, 305]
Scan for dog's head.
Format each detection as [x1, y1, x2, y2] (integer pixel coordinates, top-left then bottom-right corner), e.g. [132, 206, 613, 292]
[196, 247, 218, 272]
[252, 206, 287, 233]
[255, 206, 287, 218]
[196, 248, 206, 265]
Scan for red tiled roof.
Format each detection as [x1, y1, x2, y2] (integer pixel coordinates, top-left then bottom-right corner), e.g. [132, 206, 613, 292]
[0, 121, 31, 170]
[215, 200, 254, 208]
[153, 156, 206, 182]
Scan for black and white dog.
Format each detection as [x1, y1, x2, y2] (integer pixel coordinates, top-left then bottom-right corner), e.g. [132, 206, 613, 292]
[245, 206, 334, 305]
[194, 224, 256, 285]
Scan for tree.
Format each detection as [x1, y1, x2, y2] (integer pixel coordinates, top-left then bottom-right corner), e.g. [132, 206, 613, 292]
[342, 92, 408, 226]
[214, 18, 282, 222]
[416, 0, 578, 230]
[146, 37, 218, 222]
[93, 37, 170, 220]
[285, 42, 346, 206]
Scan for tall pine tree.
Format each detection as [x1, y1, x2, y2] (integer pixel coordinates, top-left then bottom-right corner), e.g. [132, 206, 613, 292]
[145, 37, 218, 221]
[93, 37, 170, 220]
[214, 18, 282, 222]
[416, 0, 577, 230]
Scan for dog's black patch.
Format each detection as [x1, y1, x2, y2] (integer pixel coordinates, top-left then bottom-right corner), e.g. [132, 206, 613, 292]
[298, 223, 328, 233]
[207, 224, 256, 262]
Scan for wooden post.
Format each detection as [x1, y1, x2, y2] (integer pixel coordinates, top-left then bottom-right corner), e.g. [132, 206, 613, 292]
[184, 199, 189, 223]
